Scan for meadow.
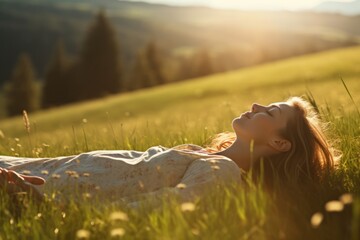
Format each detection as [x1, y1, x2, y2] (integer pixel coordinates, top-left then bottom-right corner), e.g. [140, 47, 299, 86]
[0, 46, 359, 239]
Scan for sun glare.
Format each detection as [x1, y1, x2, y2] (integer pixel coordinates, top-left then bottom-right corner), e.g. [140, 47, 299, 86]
[124, 0, 356, 10]
[209, 0, 355, 10]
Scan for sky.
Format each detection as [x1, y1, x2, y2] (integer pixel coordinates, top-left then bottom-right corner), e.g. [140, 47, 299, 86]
[123, 0, 355, 10]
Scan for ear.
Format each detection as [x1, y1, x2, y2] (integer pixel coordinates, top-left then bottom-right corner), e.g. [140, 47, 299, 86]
[268, 137, 291, 152]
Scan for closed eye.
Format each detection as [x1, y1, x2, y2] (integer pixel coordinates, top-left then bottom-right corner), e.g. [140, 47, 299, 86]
[266, 110, 273, 116]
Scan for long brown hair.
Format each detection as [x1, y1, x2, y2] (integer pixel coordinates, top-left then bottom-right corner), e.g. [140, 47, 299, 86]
[205, 96, 340, 189]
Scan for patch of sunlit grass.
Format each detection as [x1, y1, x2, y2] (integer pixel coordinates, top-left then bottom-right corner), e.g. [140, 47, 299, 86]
[0, 47, 359, 239]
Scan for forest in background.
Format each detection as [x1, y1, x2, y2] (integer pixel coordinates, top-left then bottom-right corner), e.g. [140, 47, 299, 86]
[1, 0, 360, 83]
[0, 0, 359, 118]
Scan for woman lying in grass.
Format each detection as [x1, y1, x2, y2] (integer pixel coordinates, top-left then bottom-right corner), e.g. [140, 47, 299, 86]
[0, 96, 339, 205]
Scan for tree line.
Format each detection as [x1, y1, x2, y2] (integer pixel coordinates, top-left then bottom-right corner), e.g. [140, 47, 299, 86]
[3, 10, 215, 117]
[5, 9, 356, 117]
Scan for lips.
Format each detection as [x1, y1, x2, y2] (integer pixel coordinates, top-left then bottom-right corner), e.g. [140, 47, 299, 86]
[241, 112, 251, 119]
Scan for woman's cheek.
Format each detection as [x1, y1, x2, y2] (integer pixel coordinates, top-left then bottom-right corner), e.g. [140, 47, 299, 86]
[232, 116, 272, 140]
[248, 118, 272, 139]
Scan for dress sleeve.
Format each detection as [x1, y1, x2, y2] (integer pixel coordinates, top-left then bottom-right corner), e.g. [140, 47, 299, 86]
[123, 156, 242, 208]
[175, 156, 242, 201]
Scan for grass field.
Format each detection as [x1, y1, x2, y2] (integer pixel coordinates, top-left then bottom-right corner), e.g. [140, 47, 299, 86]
[0, 46, 359, 239]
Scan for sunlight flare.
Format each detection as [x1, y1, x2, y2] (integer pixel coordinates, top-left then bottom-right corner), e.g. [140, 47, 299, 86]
[181, 202, 196, 212]
[110, 228, 126, 237]
[339, 193, 353, 205]
[176, 183, 187, 189]
[310, 212, 323, 228]
[76, 229, 90, 239]
[109, 211, 129, 222]
[325, 200, 344, 212]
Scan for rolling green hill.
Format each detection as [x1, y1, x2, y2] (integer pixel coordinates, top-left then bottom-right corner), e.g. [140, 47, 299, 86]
[0, 0, 359, 85]
[0, 45, 360, 240]
[0, 45, 359, 156]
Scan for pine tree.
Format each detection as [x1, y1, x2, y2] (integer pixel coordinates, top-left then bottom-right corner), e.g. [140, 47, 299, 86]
[78, 10, 122, 100]
[42, 40, 71, 108]
[176, 55, 194, 81]
[144, 41, 166, 85]
[5, 53, 38, 116]
[127, 41, 167, 91]
[192, 49, 214, 78]
[128, 51, 153, 91]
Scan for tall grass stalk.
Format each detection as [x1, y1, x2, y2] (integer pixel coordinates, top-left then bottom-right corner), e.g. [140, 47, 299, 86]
[72, 125, 79, 153]
[341, 77, 360, 117]
[106, 112, 119, 149]
[22, 110, 33, 156]
[81, 122, 89, 152]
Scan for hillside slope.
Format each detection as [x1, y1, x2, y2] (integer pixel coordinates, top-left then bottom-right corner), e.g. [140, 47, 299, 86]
[0, 0, 359, 85]
[0, 46, 359, 155]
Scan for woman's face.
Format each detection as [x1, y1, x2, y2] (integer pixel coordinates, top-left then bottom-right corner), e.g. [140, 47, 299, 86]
[232, 101, 295, 145]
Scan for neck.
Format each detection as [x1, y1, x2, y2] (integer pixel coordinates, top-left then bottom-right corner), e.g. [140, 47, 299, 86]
[210, 138, 261, 171]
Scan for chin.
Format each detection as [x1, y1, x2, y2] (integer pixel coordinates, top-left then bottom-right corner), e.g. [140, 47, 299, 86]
[232, 117, 253, 140]
[232, 118, 243, 135]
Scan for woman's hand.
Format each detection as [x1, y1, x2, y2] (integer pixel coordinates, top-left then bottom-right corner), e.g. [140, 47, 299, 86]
[0, 167, 45, 201]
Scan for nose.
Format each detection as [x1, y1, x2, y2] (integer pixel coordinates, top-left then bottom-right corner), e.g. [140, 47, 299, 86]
[251, 103, 260, 112]
[251, 103, 266, 112]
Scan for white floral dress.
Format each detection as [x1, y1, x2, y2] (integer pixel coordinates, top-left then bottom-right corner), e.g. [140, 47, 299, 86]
[0, 144, 242, 205]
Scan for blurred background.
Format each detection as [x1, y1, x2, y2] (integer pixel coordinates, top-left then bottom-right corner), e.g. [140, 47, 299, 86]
[0, 0, 359, 118]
